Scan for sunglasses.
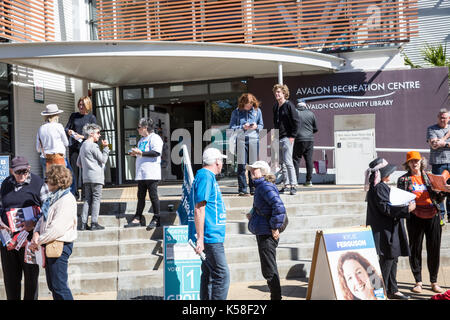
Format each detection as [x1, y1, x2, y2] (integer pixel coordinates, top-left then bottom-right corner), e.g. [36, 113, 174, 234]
[14, 169, 29, 175]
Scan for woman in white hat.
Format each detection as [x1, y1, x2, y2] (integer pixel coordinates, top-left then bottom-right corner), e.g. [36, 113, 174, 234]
[36, 104, 69, 175]
[246, 160, 287, 300]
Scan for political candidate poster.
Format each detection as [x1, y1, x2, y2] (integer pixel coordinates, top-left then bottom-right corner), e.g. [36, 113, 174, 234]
[307, 226, 386, 300]
[164, 225, 202, 300]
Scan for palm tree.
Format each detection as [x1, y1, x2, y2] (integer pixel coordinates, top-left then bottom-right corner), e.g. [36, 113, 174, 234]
[403, 43, 450, 76]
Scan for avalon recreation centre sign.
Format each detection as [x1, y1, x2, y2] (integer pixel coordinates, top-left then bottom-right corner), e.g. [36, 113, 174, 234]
[249, 66, 449, 166]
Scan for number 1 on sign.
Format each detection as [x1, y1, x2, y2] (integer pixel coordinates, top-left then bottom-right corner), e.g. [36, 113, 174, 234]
[186, 269, 194, 289]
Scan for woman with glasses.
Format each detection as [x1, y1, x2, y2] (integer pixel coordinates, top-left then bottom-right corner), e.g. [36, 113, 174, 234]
[0, 156, 49, 300]
[76, 123, 110, 231]
[65, 96, 97, 200]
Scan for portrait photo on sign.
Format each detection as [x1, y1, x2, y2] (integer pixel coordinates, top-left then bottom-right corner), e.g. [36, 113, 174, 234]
[329, 249, 386, 300]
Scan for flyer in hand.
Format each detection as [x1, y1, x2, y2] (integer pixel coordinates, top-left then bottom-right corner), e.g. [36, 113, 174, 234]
[5, 206, 41, 233]
[427, 170, 450, 192]
[24, 241, 46, 267]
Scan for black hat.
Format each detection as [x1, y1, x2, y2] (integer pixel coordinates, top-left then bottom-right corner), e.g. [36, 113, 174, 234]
[379, 164, 396, 178]
[369, 158, 381, 169]
[11, 156, 29, 171]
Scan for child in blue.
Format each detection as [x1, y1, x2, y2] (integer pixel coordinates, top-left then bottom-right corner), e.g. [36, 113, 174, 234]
[190, 148, 230, 300]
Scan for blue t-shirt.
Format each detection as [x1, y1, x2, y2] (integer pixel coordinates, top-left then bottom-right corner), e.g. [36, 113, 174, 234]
[191, 168, 226, 243]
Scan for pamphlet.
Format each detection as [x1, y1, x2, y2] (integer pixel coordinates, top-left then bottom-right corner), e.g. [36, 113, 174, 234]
[14, 230, 29, 251]
[24, 241, 45, 267]
[389, 186, 417, 207]
[427, 170, 450, 192]
[6, 208, 23, 233]
[0, 229, 12, 247]
[5, 206, 41, 233]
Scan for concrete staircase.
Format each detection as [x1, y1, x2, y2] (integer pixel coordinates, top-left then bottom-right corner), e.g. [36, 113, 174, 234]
[0, 187, 449, 299]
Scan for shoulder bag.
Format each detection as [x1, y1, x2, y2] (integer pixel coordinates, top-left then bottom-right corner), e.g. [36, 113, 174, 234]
[45, 240, 64, 258]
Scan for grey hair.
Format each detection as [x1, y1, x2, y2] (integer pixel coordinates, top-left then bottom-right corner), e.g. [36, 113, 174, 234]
[438, 108, 449, 115]
[83, 123, 102, 138]
[138, 117, 154, 132]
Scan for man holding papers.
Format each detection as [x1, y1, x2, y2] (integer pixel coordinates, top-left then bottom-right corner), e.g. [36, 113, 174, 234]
[397, 151, 446, 294]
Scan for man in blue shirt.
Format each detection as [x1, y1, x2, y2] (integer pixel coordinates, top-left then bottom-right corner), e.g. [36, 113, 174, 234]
[191, 147, 230, 300]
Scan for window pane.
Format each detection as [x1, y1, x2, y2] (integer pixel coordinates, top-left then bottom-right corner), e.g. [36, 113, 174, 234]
[0, 123, 12, 153]
[95, 89, 114, 107]
[123, 88, 142, 100]
[96, 106, 115, 130]
[211, 98, 237, 125]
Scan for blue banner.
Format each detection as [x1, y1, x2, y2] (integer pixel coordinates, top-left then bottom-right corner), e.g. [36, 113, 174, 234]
[164, 226, 202, 300]
[176, 145, 194, 225]
[323, 229, 375, 252]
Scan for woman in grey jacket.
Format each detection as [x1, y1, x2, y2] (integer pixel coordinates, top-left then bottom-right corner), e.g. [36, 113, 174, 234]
[76, 123, 110, 231]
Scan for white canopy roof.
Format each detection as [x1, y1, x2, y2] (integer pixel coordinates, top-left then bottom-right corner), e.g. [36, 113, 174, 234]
[0, 41, 344, 86]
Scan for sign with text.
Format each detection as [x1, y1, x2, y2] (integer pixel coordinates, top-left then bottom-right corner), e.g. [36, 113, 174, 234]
[0, 156, 9, 186]
[164, 225, 202, 300]
[307, 226, 386, 300]
[249, 67, 449, 166]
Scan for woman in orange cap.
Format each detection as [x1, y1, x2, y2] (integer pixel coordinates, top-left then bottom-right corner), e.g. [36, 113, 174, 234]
[397, 151, 446, 294]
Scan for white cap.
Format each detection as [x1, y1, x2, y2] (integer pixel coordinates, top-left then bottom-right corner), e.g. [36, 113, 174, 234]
[202, 148, 227, 165]
[246, 160, 271, 175]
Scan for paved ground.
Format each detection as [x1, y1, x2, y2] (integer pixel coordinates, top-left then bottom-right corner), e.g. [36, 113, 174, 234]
[39, 182, 449, 301]
[40, 266, 449, 300]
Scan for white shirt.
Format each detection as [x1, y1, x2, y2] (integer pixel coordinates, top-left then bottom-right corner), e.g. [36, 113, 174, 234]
[36, 122, 69, 156]
[135, 132, 163, 180]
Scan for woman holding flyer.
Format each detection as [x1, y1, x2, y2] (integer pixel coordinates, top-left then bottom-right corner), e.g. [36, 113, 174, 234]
[397, 151, 446, 294]
[30, 165, 77, 300]
[365, 157, 415, 300]
[0, 156, 48, 300]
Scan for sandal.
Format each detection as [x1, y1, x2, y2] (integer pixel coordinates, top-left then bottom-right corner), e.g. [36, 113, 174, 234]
[411, 283, 422, 293]
[431, 284, 445, 294]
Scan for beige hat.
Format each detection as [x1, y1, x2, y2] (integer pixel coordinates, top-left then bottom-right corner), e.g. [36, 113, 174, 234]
[41, 104, 64, 116]
[246, 160, 271, 175]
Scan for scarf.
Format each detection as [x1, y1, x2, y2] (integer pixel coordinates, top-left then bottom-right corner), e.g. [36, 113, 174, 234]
[41, 187, 70, 221]
[364, 159, 388, 191]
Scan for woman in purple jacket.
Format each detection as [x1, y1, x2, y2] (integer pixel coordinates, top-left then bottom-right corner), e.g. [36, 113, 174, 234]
[246, 160, 287, 300]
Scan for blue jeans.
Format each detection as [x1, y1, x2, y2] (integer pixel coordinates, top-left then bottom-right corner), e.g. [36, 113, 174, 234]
[200, 242, 230, 300]
[40, 157, 76, 195]
[236, 136, 259, 193]
[432, 163, 450, 220]
[279, 137, 297, 186]
[45, 242, 74, 300]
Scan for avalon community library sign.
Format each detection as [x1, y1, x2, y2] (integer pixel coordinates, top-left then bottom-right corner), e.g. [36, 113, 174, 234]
[249, 67, 449, 166]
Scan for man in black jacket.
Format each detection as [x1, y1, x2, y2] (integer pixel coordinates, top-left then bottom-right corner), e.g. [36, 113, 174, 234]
[293, 101, 318, 187]
[272, 84, 300, 195]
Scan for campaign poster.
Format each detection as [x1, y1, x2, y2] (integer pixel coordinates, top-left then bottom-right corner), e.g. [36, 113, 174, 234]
[164, 226, 202, 300]
[323, 227, 386, 300]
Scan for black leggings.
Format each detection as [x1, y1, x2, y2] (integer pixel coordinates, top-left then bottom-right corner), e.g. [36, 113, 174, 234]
[406, 213, 442, 283]
[135, 179, 160, 218]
